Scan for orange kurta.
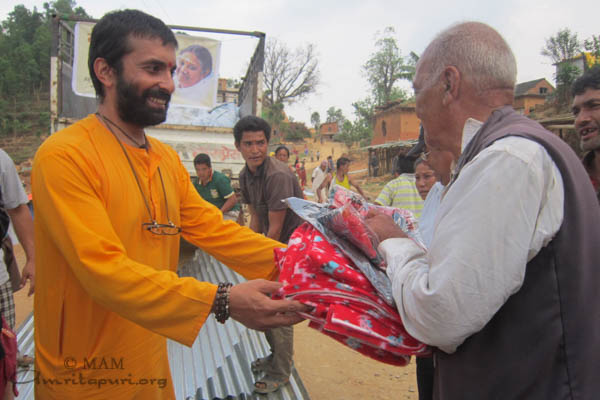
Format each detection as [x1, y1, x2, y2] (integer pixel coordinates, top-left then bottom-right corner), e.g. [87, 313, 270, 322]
[32, 115, 282, 399]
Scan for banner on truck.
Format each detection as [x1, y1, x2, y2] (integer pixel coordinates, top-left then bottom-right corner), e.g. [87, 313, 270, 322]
[72, 22, 221, 109]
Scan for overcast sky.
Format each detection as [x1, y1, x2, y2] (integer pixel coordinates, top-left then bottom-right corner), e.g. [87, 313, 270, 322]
[2, 0, 598, 125]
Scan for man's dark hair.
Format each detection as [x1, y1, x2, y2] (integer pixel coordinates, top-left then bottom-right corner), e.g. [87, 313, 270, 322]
[336, 157, 351, 169]
[180, 44, 212, 74]
[396, 156, 415, 174]
[572, 65, 600, 96]
[88, 9, 178, 100]
[233, 116, 271, 144]
[193, 153, 211, 168]
[275, 145, 289, 157]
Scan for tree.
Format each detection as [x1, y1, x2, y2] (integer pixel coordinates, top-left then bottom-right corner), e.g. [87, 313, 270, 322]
[282, 122, 310, 142]
[261, 101, 285, 131]
[325, 107, 345, 124]
[584, 35, 600, 67]
[541, 28, 585, 109]
[0, 1, 90, 137]
[541, 28, 582, 64]
[310, 111, 321, 136]
[263, 38, 320, 107]
[363, 27, 415, 107]
[554, 63, 581, 107]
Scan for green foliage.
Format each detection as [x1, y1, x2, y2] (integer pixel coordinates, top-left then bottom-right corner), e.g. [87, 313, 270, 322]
[363, 27, 416, 107]
[0, 1, 90, 138]
[325, 107, 345, 123]
[554, 63, 581, 108]
[584, 35, 600, 66]
[262, 102, 285, 130]
[282, 122, 310, 142]
[310, 111, 321, 134]
[541, 28, 582, 63]
[226, 78, 242, 89]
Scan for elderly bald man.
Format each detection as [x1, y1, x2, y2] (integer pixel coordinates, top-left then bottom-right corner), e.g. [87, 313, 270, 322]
[366, 22, 600, 400]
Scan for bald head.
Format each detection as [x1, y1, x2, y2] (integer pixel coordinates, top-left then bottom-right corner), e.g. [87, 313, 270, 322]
[413, 22, 516, 158]
[420, 22, 517, 94]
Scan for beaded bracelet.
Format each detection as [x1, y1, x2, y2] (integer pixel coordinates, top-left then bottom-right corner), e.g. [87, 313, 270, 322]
[214, 282, 233, 324]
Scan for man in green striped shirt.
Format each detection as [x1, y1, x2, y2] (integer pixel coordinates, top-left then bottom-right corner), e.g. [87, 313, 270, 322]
[375, 157, 424, 219]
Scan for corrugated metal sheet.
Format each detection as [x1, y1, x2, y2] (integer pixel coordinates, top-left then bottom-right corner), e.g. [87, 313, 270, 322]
[14, 249, 310, 400]
[16, 314, 35, 399]
[171, 249, 310, 400]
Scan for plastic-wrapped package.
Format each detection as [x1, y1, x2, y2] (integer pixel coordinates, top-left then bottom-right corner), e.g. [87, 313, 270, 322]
[285, 197, 395, 304]
[330, 186, 425, 249]
[285, 187, 425, 304]
[274, 223, 431, 366]
[317, 202, 385, 269]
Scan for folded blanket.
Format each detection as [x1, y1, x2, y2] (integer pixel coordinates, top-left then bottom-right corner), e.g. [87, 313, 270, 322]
[275, 223, 430, 366]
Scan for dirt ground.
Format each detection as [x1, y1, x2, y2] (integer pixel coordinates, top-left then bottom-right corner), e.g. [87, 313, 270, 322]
[294, 320, 419, 400]
[12, 140, 418, 399]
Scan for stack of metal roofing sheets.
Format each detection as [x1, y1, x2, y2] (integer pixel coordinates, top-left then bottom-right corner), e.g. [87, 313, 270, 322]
[15, 248, 310, 400]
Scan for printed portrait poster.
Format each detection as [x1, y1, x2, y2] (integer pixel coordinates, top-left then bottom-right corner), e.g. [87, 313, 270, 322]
[172, 34, 221, 109]
[72, 22, 221, 109]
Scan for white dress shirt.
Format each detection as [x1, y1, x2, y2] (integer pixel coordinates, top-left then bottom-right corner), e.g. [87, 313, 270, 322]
[380, 120, 565, 353]
[418, 182, 445, 248]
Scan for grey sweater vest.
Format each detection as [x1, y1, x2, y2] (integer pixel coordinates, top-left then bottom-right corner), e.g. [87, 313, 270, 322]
[433, 106, 600, 400]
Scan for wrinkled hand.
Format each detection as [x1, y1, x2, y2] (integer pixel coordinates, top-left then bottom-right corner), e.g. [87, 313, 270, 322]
[20, 259, 35, 296]
[365, 209, 407, 242]
[228, 279, 309, 331]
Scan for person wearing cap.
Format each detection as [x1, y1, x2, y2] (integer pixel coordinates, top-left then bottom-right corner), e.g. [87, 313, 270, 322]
[316, 157, 367, 202]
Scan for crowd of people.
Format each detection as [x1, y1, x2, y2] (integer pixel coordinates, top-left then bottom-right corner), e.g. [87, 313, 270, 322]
[0, 8, 598, 400]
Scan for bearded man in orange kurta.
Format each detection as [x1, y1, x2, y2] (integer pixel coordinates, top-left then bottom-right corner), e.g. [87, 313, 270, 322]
[32, 9, 306, 399]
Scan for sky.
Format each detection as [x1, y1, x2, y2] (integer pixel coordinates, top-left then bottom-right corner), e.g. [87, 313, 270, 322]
[2, 0, 599, 125]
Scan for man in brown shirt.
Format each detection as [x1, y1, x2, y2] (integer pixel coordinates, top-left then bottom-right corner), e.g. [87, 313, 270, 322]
[235, 116, 303, 393]
[572, 66, 600, 204]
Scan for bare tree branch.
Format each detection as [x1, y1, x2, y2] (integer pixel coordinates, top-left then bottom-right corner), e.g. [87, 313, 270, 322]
[263, 38, 320, 106]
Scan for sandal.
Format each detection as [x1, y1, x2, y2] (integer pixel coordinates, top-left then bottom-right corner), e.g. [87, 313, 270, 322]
[250, 355, 271, 373]
[254, 375, 289, 394]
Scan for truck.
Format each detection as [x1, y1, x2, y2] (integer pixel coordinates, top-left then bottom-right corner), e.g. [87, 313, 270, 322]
[49, 14, 266, 176]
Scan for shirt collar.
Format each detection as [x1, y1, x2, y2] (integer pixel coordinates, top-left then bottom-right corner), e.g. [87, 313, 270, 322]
[246, 157, 270, 179]
[449, 118, 484, 181]
[200, 170, 214, 186]
[461, 118, 484, 153]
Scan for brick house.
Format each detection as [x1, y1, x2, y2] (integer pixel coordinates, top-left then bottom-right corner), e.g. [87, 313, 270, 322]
[319, 121, 339, 140]
[371, 101, 420, 146]
[513, 78, 554, 115]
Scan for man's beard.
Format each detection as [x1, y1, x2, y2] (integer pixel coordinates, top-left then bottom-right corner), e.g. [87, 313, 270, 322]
[116, 74, 171, 127]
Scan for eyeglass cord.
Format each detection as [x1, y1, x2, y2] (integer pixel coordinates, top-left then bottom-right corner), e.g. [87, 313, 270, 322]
[96, 112, 147, 149]
[96, 113, 175, 228]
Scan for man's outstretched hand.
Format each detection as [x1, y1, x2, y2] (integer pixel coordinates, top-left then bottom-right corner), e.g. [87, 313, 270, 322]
[228, 279, 309, 331]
